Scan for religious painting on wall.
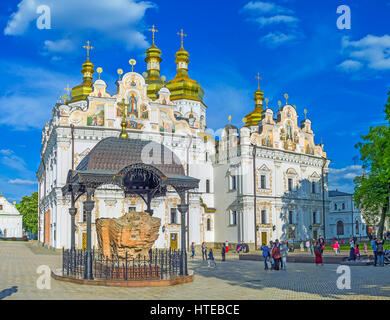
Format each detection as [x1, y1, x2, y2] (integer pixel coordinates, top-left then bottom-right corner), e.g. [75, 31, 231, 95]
[126, 115, 143, 130]
[128, 93, 138, 116]
[140, 104, 149, 120]
[159, 110, 175, 133]
[87, 104, 104, 126]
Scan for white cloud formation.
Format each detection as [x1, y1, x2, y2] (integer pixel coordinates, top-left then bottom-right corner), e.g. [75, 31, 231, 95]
[328, 165, 363, 193]
[242, 1, 293, 14]
[339, 35, 390, 72]
[4, 0, 156, 52]
[255, 15, 298, 27]
[43, 39, 75, 53]
[261, 31, 300, 47]
[8, 179, 37, 185]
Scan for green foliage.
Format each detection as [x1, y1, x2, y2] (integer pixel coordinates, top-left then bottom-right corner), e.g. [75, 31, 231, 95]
[354, 90, 390, 239]
[15, 192, 38, 234]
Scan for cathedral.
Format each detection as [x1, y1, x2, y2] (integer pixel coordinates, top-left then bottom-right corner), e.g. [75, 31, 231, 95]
[37, 28, 330, 251]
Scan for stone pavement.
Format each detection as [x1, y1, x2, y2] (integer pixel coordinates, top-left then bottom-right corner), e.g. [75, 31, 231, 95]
[1, 242, 390, 300]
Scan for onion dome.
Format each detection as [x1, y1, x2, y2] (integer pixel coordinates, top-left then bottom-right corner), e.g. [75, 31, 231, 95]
[166, 30, 204, 102]
[70, 41, 95, 103]
[243, 86, 264, 127]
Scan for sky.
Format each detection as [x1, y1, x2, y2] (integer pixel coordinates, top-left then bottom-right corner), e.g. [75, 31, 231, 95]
[0, 0, 390, 201]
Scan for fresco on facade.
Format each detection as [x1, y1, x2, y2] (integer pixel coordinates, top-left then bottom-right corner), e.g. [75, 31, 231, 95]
[87, 104, 104, 126]
[159, 110, 175, 133]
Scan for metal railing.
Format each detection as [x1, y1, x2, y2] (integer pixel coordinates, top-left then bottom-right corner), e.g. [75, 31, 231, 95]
[62, 248, 183, 280]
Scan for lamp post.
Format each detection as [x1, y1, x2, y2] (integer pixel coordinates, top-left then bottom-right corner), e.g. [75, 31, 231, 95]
[83, 191, 95, 280]
[178, 203, 189, 276]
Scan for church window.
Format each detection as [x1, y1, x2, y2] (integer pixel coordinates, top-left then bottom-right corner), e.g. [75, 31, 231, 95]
[229, 210, 237, 225]
[205, 152, 208, 162]
[288, 211, 294, 224]
[342, 203, 345, 210]
[230, 175, 236, 190]
[288, 178, 293, 191]
[170, 208, 177, 224]
[311, 181, 316, 193]
[128, 207, 136, 212]
[337, 221, 344, 235]
[355, 221, 359, 234]
[207, 218, 211, 231]
[334, 203, 337, 210]
[260, 175, 266, 189]
[206, 179, 210, 193]
[261, 210, 267, 224]
[313, 212, 317, 224]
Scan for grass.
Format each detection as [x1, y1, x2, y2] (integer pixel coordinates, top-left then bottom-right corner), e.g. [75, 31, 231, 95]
[324, 243, 390, 251]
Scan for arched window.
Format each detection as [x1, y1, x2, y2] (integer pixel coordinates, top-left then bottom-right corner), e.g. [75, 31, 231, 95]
[337, 221, 344, 235]
[355, 220, 359, 234]
[207, 218, 211, 231]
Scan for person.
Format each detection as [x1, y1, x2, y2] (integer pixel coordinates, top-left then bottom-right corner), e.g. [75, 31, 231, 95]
[318, 235, 325, 254]
[371, 237, 377, 267]
[272, 239, 281, 270]
[201, 242, 207, 261]
[349, 237, 356, 261]
[300, 241, 304, 252]
[331, 241, 339, 255]
[364, 243, 367, 254]
[225, 240, 229, 253]
[376, 238, 385, 267]
[314, 241, 323, 266]
[190, 242, 196, 258]
[269, 241, 275, 270]
[280, 240, 288, 270]
[261, 243, 269, 270]
[309, 239, 314, 256]
[221, 243, 226, 261]
[208, 248, 216, 268]
[355, 242, 360, 259]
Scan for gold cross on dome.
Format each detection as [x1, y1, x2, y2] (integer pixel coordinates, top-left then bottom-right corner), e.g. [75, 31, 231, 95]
[149, 24, 158, 45]
[284, 93, 289, 105]
[177, 28, 187, 47]
[64, 84, 70, 95]
[83, 40, 94, 59]
[255, 73, 262, 90]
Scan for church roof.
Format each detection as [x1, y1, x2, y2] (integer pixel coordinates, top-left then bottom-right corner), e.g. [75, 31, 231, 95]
[0, 195, 21, 216]
[77, 137, 185, 176]
[329, 190, 352, 197]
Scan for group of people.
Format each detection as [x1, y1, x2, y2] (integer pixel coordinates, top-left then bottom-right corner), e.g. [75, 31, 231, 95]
[260, 239, 289, 270]
[195, 241, 231, 268]
[370, 237, 386, 267]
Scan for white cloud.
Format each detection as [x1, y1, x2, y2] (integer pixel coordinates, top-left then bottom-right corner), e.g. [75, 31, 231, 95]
[261, 32, 299, 46]
[242, 1, 293, 15]
[255, 15, 298, 27]
[0, 149, 13, 156]
[339, 35, 390, 72]
[43, 39, 75, 53]
[4, 0, 156, 52]
[9, 179, 37, 185]
[328, 165, 363, 193]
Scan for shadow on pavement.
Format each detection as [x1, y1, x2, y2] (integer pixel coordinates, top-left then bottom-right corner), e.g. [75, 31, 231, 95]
[0, 286, 18, 299]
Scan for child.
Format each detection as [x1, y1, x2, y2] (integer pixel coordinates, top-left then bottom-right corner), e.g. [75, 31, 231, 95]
[355, 243, 360, 259]
[208, 248, 216, 268]
[364, 243, 367, 254]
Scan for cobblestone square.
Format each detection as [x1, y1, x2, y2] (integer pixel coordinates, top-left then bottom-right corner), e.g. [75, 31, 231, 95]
[1, 242, 389, 300]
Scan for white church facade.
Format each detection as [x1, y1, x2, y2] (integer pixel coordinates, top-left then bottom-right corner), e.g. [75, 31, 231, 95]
[0, 194, 23, 238]
[37, 35, 331, 251]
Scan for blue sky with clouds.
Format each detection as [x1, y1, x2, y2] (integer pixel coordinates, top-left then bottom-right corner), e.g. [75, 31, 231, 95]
[0, 0, 389, 201]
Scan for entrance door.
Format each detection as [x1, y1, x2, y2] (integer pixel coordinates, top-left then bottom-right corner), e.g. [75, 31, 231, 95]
[261, 232, 267, 245]
[44, 210, 51, 246]
[170, 233, 178, 250]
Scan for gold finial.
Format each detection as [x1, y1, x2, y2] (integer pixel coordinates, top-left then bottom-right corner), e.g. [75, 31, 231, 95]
[161, 75, 167, 87]
[83, 40, 94, 60]
[129, 59, 136, 72]
[118, 98, 130, 139]
[177, 28, 187, 48]
[64, 84, 70, 102]
[255, 72, 262, 90]
[265, 98, 269, 108]
[62, 95, 68, 103]
[228, 115, 232, 124]
[117, 68, 123, 80]
[284, 93, 289, 105]
[278, 100, 282, 108]
[96, 67, 103, 79]
[149, 24, 158, 45]
[304, 108, 307, 119]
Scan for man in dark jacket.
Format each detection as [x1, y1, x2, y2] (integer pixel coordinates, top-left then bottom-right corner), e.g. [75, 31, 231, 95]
[221, 244, 226, 261]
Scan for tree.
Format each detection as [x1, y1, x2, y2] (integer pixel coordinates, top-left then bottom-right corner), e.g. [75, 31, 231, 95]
[16, 192, 38, 235]
[354, 90, 390, 239]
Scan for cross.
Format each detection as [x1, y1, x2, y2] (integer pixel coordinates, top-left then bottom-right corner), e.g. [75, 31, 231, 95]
[83, 40, 94, 60]
[177, 28, 187, 47]
[149, 24, 158, 45]
[117, 98, 130, 119]
[304, 108, 307, 119]
[284, 93, 289, 105]
[265, 98, 269, 108]
[64, 84, 70, 98]
[255, 73, 262, 90]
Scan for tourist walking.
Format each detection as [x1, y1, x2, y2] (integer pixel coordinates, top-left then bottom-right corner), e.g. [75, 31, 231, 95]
[310, 239, 314, 256]
[272, 239, 281, 270]
[201, 242, 207, 261]
[280, 240, 288, 270]
[355, 242, 360, 259]
[300, 241, 304, 252]
[190, 242, 196, 258]
[261, 243, 270, 270]
[207, 248, 216, 268]
[221, 243, 226, 261]
[318, 235, 325, 254]
[376, 238, 385, 267]
[371, 237, 377, 266]
[314, 241, 323, 266]
[225, 240, 229, 253]
[269, 241, 275, 269]
[349, 237, 356, 261]
[305, 239, 310, 253]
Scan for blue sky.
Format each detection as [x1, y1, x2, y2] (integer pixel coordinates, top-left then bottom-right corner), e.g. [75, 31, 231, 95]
[0, 0, 390, 201]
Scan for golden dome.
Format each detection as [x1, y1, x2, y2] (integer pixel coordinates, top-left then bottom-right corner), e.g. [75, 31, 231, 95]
[243, 88, 264, 127]
[70, 59, 95, 103]
[145, 43, 163, 100]
[166, 36, 204, 102]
